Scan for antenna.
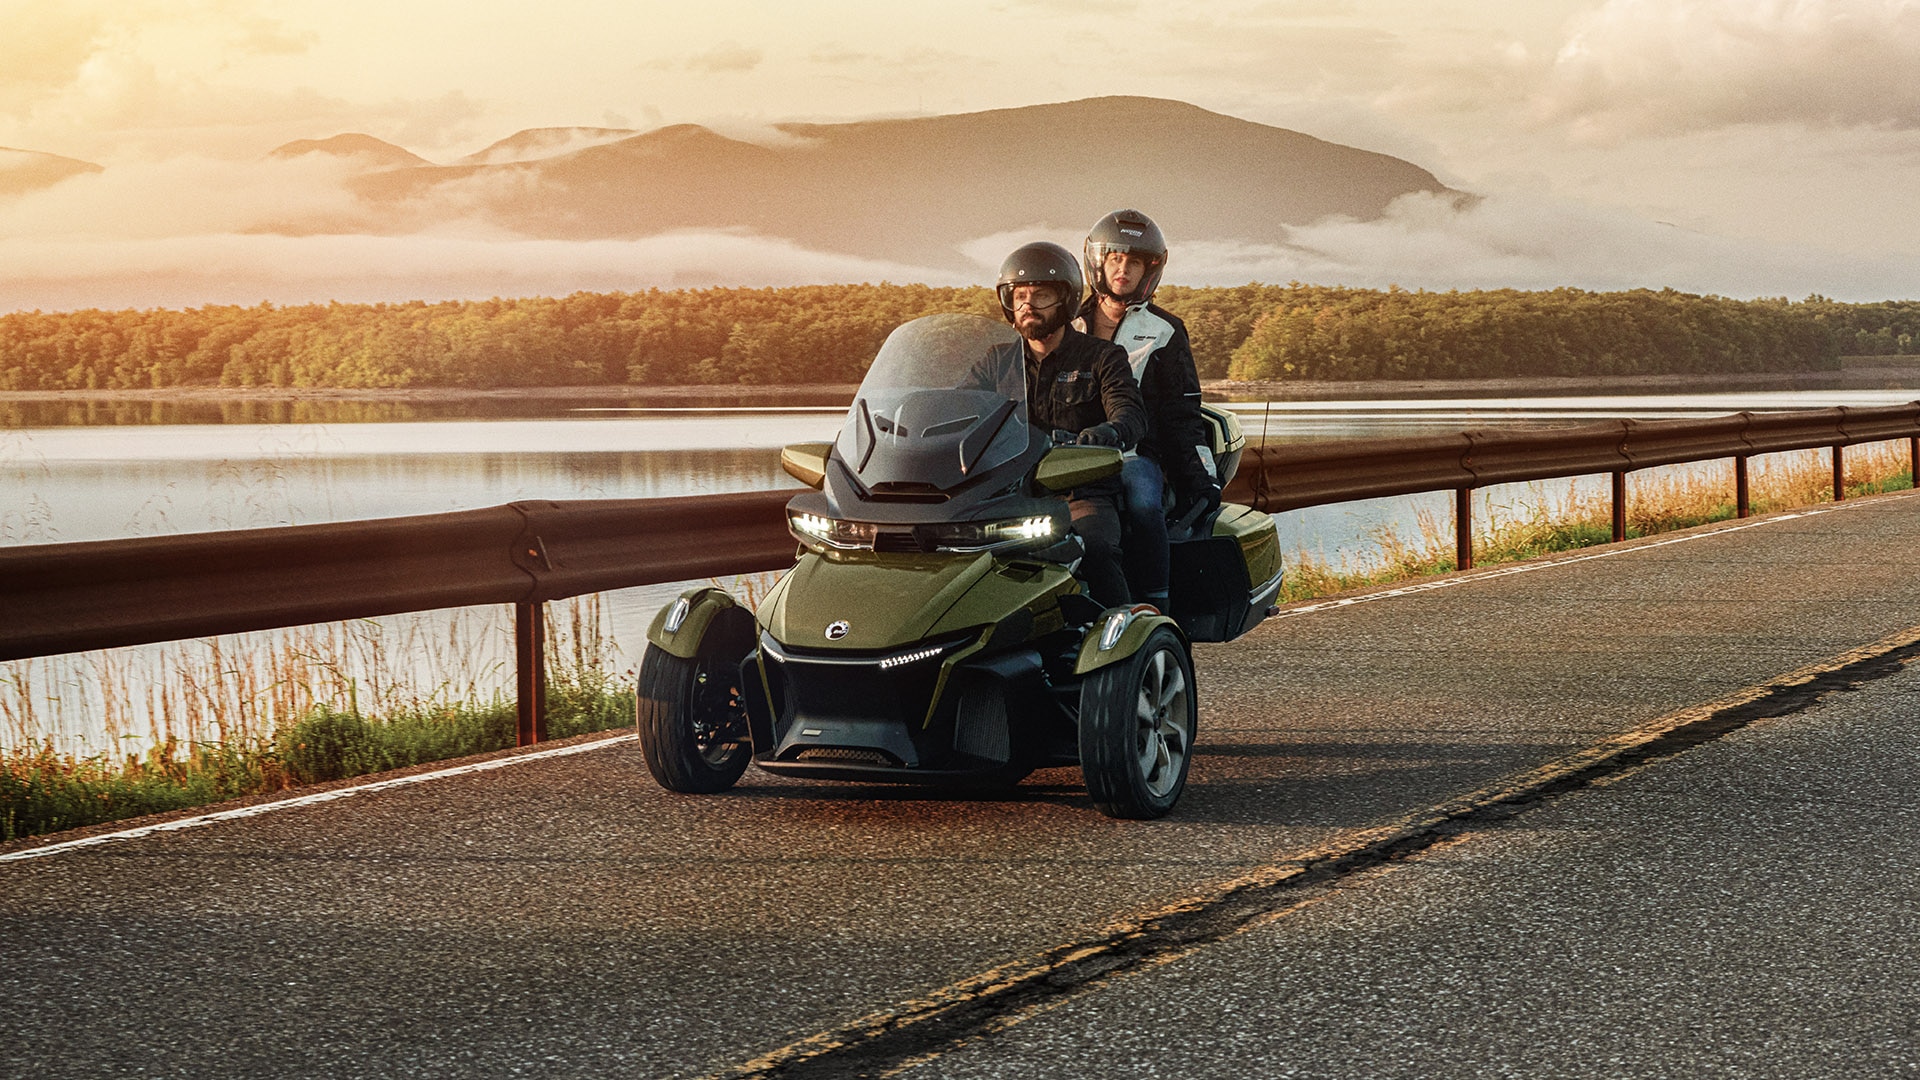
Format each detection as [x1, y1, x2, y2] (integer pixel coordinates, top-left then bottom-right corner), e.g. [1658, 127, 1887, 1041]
[1257, 395, 1273, 512]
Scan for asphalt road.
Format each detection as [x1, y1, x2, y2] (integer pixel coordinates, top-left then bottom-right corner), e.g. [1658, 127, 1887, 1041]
[891, 649, 1920, 1080]
[5, 490, 1920, 1079]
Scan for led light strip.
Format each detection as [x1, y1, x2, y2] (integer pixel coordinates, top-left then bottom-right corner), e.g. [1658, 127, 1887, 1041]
[878, 645, 946, 670]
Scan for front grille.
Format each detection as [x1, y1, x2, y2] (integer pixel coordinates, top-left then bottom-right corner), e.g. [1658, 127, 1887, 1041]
[794, 747, 897, 766]
[868, 482, 949, 503]
[765, 647, 945, 724]
[873, 530, 926, 553]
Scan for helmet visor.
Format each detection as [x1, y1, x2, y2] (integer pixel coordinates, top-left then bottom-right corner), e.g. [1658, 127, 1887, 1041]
[1088, 243, 1164, 302]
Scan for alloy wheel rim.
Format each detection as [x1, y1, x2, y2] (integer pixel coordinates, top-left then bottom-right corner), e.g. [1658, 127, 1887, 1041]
[691, 664, 746, 766]
[1134, 646, 1191, 799]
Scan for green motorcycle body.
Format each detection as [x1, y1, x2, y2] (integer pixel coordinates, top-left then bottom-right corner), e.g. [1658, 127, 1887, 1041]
[640, 314, 1282, 812]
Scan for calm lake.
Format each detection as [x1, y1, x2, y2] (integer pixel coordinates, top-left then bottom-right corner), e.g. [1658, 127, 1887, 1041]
[9, 388, 1917, 556]
[6, 387, 1917, 751]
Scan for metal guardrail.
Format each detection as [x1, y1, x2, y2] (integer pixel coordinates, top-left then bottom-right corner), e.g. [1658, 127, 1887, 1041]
[4, 404, 1918, 744]
[1224, 404, 1920, 571]
[0, 490, 797, 742]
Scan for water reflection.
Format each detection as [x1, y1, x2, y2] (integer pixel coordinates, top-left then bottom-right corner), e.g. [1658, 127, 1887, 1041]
[5, 449, 805, 542]
[7, 414, 845, 459]
[1217, 389, 1920, 443]
[0, 391, 858, 428]
[9, 389, 1914, 548]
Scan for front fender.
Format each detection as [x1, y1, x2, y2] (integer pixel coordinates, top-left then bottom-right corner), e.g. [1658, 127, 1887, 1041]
[1074, 606, 1186, 676]
[646, 586, 751, 660]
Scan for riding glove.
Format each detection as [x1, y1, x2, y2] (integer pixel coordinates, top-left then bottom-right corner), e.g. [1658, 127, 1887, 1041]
[1075, 423, 1124, 448]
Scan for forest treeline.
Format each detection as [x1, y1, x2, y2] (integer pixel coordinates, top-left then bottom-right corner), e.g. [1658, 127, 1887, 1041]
[2, 283, 1917, 391]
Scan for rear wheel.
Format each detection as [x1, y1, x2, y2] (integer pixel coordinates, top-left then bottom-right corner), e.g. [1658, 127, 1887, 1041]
[637, 643, 752, 794]
[1078, 626, 1195, 819]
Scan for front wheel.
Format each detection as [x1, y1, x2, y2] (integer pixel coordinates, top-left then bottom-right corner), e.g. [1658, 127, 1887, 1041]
[1078, 626, 1196, 819]
[636, 645, 752, 794]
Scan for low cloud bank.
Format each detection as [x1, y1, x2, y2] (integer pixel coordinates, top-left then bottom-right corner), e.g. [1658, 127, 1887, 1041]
[1171, 192, 1920, 302]
[0, 154, 968, 311]
[0, 153, 371, 240]
[0, 231, 969, 312]
[3, 159, 1916, 313]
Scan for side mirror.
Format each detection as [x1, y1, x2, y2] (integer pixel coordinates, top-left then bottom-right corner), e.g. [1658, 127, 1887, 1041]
[780, 442, 833, 489]
[1034, 445, 1122, 493]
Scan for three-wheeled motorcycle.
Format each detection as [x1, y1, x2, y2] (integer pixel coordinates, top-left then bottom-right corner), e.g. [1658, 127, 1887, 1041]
[636, 313, 1281, 818]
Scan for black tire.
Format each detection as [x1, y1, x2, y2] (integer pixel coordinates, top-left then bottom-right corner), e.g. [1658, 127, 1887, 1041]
[1078, 625, 1196, 819]
[636, 643, 752, 794]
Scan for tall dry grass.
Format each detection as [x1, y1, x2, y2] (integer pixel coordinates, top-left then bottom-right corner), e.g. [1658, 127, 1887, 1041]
[2, 607, 519, 757]
[1, 595, 635, 841]
[1278, 441, 1914, 602]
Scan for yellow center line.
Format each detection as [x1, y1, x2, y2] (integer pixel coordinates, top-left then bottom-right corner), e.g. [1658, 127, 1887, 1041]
[701, 620, 1920, 1079]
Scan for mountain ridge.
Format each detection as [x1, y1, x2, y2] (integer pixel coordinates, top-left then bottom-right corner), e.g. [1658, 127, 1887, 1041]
[457, 126, 639, 165]
[268, 133, 430, 168]
[342, 96, 1458, 268]
[8, 98, 1459, 274]
[0, 147, 104, 196]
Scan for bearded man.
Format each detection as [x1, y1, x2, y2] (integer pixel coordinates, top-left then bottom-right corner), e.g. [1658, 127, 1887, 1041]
[993, 241, 1146, 607]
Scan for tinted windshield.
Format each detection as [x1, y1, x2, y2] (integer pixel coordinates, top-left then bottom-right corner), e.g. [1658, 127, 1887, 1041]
[837, 314, 1030, 491]
[857, 314, 1025, 400]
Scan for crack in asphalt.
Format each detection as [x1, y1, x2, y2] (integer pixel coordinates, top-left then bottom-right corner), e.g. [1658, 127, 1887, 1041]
[707, 629, 1920, 1080]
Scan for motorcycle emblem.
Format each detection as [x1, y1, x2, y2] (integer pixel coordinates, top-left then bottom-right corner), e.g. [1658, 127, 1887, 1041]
[825, 620, 851, 640]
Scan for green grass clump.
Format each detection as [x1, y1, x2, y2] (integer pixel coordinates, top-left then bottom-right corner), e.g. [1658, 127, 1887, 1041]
[2, 675, 633, 842]
[543, 663, 636, 739]
[1, 739, 283, 842]
[275, 664, 632, 785]
[277, 700, 519, 784]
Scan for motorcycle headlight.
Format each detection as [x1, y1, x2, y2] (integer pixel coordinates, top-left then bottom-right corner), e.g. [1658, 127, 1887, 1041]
[789, 510, 1062, 554]
[918, 514, 1058, 552]
[788, 511, 878, 550]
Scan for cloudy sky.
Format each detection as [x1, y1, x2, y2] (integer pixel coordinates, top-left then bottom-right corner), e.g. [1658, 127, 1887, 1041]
[4, 0, 1919, 310]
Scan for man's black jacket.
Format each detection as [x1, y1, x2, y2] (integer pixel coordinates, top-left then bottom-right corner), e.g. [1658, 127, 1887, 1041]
[1022, 326, 1147, 450]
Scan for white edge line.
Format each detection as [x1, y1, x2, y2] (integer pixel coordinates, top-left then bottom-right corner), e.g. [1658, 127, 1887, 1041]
[0, 732, 627, 864]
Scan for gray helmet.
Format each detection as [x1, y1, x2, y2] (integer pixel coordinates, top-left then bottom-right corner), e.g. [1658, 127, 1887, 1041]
[1084, 209, 1167, 303]
[995, 241, 1083, 323]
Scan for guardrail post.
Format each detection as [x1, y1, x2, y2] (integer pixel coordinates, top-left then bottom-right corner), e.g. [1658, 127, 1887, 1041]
[516, 600, 546, 745]
[1833, 445, 1846, 502]
[1611, 471, 1627, 542]
[1455, 488, 1473, 571]
[1735, 456, 1750, 518]
[1911, 437, 1919, 492]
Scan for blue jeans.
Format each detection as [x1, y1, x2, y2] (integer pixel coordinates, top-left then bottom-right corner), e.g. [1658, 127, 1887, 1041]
[1119, 455, 1169, 602]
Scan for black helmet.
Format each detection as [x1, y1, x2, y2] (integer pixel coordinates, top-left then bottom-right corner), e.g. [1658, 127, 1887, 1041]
[1084, 209, 1167, 304]
[995, 241, 1083, 323]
